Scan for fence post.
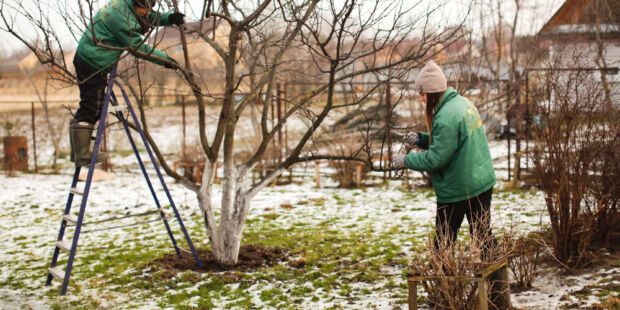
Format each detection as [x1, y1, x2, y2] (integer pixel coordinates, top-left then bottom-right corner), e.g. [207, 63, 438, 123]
[315, 160, 320, 188]
[271, 90, 276, 167]
[356, 163, 362, 187]
[515, 75, 522, 181]
[386, 80, 392, 179]
[31, 102, 38, 173]
[277, 83, 283, 163]
[182, 95, 186, 161]
[506, 83, 511, 181]
[283, 82, 288, 157]
[525, 71, 530, 173]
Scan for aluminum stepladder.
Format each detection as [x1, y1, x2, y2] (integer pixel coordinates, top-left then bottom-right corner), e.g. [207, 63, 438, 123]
[46, 63, 203, 295]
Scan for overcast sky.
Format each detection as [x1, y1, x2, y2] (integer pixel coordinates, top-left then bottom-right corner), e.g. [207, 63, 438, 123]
[0, 0, 565, 56]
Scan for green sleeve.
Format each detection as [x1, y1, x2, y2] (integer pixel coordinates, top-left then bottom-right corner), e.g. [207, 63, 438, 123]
[148, 11, 172, 26]
[106, 12, 169, 66]
[406, 122, 458, 172]
[418, 132, 430, 150]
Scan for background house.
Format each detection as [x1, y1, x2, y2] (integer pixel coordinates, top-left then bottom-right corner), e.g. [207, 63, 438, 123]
[539, 0, 620, 106]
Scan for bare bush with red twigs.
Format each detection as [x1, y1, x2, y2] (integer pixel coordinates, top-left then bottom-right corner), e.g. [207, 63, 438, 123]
[531, 53, 620, 267]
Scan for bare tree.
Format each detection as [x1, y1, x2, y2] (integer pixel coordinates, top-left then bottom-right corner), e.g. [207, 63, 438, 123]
[1, 0, 468, 266]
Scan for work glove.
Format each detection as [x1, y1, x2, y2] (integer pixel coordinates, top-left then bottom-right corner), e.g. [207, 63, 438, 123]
[391, 154, 407, 170]
[402, 132, 419, 148]
[164, 57, 179, 69]
[169, 12, 185, 25]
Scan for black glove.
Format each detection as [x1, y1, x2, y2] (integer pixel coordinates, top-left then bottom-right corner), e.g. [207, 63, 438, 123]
[169, 12, 185, 25]
[164, 57, 179, 69]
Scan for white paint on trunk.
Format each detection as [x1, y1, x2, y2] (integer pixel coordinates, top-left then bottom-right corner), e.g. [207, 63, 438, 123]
[198, 162, 279, 266]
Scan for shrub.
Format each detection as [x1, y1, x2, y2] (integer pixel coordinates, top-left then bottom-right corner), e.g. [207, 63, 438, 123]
[505, 234, 541, 289]
[531, 56, 620, 267]
[409, 224, 508, 309]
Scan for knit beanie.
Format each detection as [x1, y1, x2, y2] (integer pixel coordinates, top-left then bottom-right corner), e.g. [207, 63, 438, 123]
[133, 0, 156, 8]
[415, 60, 447, 94]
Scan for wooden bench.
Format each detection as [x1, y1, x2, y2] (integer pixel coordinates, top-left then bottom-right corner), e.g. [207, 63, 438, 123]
[407, 259, 510, 310]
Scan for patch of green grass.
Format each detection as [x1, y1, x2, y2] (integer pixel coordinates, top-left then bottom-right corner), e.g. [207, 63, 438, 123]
[263, 213, 280, 220]
[10, 188, 423, 309]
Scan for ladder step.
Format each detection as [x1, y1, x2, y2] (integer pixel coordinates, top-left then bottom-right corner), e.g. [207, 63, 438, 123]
[56, 240, 73, 252]
[69, 188, 83, 196]
[108, 105, 128, 113]
[175, 245, 193, 255]
[63, 214, 78, 224]
[48, 266, 65, 281]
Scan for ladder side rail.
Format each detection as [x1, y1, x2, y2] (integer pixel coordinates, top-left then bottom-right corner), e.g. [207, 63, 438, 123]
[46, 167, 82, 286]
[110, 90, 182, 257]
[60, 64, 118, 296]
[113, 81, 203, 268]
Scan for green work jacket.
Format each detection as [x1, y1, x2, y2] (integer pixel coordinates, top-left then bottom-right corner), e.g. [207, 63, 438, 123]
[76, 0, 173, 72]
[405, 87, 496, 203]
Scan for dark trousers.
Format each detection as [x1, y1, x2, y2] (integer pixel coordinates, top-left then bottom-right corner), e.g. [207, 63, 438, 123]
[73, 53, 108, 125]
[434, 187, 497, 257]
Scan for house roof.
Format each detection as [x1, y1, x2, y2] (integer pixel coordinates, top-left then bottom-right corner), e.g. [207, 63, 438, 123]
[17, 50, 76, 73]
[539, 0, 620, 36]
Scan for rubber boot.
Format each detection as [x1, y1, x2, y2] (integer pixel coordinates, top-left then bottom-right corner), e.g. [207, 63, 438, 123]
[489, 265, 511, 309]
[70, 121, 106, 167]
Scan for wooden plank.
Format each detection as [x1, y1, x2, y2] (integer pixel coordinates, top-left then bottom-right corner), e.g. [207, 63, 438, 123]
[479, 260, 507, 278]
[478, 279, 488, 310]
[409, 276, 482, 282]
[408, 280, 418, 310]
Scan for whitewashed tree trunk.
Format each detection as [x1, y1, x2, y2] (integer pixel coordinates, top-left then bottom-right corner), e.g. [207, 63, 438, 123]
[197, 161, 278, 266]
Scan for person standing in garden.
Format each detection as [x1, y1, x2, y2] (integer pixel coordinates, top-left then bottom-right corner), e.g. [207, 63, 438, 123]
[391, 60, 509, 307]
[70, 0, 185, 166]
[392, 60, 497, 253]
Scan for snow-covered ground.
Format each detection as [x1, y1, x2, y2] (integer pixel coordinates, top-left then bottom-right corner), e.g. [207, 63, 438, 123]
[0, 164, 617, 309]
[1, 107, 618, 309]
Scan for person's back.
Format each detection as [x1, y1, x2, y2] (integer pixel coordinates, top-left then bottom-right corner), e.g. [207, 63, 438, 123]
[70, 0, 184, 166]
[425, 88, 495, 203]
[76, 0, 173, 73]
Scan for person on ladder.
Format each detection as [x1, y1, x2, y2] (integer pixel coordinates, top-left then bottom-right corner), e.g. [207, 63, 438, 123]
[71, 0, 185, 166]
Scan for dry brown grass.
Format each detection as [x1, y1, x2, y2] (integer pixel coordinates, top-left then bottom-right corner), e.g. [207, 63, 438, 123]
[410, 224, 510, 309]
